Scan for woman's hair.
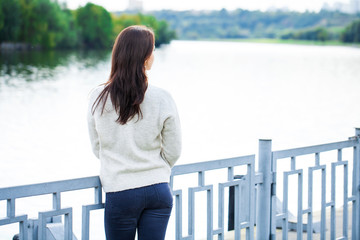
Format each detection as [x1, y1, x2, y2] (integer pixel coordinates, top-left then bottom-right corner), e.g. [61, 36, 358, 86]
[92, 25, 155, 124]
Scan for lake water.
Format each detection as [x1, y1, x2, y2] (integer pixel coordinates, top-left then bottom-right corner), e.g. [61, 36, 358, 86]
[1, 40, 360, 239]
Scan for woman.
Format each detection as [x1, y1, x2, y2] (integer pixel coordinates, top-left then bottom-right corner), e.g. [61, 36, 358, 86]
[87, 25, 182, 240]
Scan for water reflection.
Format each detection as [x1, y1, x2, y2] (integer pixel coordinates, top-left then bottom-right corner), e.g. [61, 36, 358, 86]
[0, 49, 111, 87]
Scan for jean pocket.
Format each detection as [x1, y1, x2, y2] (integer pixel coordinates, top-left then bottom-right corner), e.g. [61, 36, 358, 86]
[154, 183, 173, 208]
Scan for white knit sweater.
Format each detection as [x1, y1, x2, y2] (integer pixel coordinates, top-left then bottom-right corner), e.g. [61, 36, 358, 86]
[87, 85, 182, 193]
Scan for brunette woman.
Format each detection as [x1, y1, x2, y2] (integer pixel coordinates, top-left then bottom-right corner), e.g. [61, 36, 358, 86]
[87, 25, 181, 240]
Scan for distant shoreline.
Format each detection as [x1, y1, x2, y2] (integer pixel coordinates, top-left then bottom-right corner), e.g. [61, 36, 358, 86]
[192, 38, 360, 47]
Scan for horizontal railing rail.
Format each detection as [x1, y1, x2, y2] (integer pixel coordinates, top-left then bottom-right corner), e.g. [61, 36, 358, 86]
[272, 139, 358, 160]
[0, 176, 102, 200]
[171, 154, 255, 176]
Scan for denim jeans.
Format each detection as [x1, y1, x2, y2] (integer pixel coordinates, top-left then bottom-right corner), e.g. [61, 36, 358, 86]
[104, 183, 173, 240]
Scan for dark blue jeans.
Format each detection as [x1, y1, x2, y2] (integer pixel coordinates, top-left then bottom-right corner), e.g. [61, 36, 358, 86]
[104, 183, 173, 240]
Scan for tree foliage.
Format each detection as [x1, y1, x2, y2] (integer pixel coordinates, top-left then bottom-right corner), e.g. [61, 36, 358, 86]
[341, 19, 360, 42]
[76, 3, 113, 48]
[17, 0, 73, 48]
[0, 1, 176, 49]
[111, 13, 176, 47]
[0, 0, 22, 42]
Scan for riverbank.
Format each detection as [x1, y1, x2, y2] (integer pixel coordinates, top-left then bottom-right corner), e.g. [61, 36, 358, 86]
[197, 38, 360, 47]
[0, 42, 41, 51]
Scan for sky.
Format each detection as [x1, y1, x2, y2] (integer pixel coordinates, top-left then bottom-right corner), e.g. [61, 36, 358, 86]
[62, 0, 351, 12]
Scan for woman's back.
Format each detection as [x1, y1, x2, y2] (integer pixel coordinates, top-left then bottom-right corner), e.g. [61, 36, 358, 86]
[88, 84, 181, 192]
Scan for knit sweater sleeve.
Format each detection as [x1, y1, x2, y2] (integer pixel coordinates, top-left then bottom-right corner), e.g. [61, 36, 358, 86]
[87, 90, 100, 159]
[160, 93, 182, 167]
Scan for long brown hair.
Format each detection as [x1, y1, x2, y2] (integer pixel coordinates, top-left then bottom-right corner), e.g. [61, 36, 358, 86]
[92, 25, 155, 124]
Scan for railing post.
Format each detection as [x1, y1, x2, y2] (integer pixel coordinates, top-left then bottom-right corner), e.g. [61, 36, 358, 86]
[256, 139, 272, 240]
[353, 128, 360, 240]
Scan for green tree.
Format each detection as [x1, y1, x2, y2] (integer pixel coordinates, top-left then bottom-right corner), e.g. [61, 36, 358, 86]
[19, 0, 48, 46]
[155, 20, 176, 46]
[17, 0, 75, 49]
[75, 3, 113, 48]
[316, 28, 329, 41]
[0, 0, 22, 42]
[341, 19, 360, 43]
[35, 0, 74, 48]
[111, 13, 142, 38]
[111, 13, 176, 46]
[57, 9, 79, 48]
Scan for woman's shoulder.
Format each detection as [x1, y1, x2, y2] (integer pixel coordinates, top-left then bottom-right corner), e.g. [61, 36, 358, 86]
[147, 85, 173, 101]
[89, 85, 105, 100]
[146, 85, 178, 114]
